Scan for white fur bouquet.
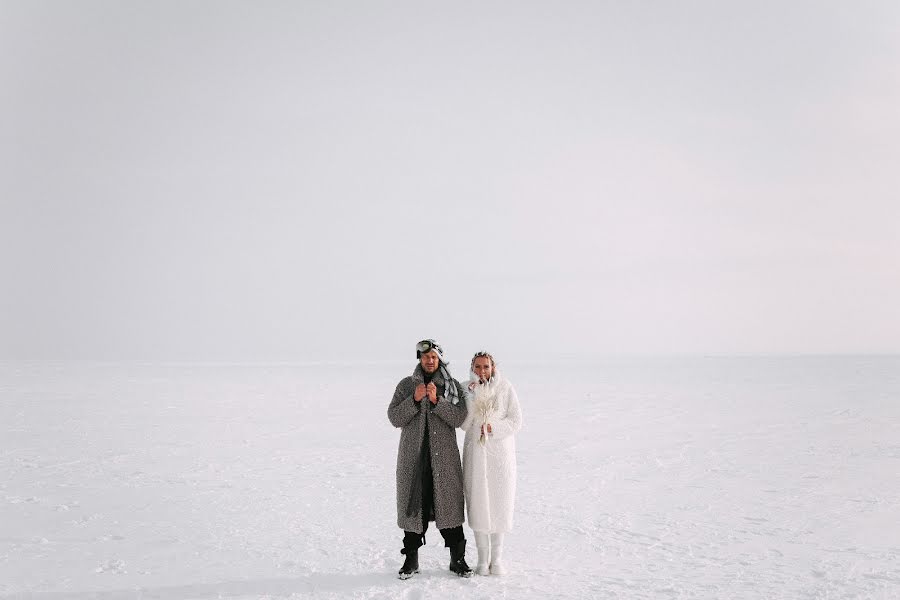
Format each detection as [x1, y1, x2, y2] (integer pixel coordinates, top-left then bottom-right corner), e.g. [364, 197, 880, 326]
[469, 375, 497, 445]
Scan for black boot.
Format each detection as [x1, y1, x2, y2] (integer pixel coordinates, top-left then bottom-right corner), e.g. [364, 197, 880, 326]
[398, 546, 419, 579]
[449, 539, 473, 578]
[399, 531, 423, 580]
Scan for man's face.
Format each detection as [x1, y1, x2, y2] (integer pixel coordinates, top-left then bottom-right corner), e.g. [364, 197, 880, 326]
[420, 351, 440, 374]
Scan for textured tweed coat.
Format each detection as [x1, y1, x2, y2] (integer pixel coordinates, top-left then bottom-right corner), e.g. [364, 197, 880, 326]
[388, 363, 468, 533]
[461, 371, 522, 533]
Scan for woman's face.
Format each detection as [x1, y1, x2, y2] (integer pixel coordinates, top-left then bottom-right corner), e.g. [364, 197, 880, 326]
[472, 356, 494, 381]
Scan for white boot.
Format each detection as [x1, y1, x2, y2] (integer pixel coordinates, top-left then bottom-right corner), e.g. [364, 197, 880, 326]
[474, 532, 490, 575]
[489, 532, 506, 575]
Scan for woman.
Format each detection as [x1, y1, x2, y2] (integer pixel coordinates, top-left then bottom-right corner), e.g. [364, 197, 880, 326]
[461, 351, 523, 575]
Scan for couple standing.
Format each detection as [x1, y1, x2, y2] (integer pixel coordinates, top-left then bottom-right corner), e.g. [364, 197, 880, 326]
[387, 338, 523, 580]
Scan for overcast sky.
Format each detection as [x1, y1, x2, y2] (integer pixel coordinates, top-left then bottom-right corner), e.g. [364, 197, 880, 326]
[1, 1, 898, 362]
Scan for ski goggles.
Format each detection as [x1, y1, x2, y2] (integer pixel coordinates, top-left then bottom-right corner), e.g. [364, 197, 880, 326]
[416, 339, 443, 357]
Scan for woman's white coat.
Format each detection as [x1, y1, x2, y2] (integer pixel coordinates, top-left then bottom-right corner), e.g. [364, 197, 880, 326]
[461, 370, 523, 533]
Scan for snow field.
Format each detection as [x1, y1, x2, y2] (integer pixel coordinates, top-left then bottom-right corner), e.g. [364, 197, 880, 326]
[1, 357, 898, 599]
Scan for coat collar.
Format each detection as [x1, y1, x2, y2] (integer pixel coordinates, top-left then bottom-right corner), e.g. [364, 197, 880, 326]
[413, 363, 445, 386]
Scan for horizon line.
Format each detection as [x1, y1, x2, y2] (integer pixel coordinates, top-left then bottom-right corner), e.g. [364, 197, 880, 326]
[1, 352, 899, 367]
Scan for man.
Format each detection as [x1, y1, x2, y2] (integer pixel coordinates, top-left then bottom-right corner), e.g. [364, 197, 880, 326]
[388, 339, 473, 579]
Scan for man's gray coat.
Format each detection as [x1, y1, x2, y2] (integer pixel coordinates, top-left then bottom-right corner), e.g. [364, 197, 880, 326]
[388, 364, 468, 533]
